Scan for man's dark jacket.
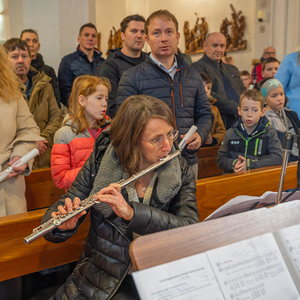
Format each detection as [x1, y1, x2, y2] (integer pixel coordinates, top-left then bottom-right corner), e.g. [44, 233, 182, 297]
[42, 131, 199, 299]
[116, 54, 214, 167]
[31, 53, 61, 106]
[58, 46, 105, 106]
[99, 48, 147, 118]
[191, 53, 245, 128]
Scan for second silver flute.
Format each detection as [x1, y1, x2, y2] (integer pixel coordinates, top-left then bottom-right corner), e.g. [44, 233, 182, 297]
[24, 125, 197, 245]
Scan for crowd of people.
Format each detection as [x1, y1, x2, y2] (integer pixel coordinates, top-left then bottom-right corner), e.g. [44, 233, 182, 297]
[0, 8, 300, 300]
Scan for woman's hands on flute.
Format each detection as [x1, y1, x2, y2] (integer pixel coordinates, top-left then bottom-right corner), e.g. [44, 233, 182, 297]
[94, 184, 134, 221]
[51, 197, 86, 230]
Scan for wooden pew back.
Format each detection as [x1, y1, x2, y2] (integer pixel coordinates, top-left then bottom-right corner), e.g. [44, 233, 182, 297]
[197, 145, 222, 179]
[0, 209, 90, 282]
[196, 163, 298, 221]
[25, 168, 64, 211]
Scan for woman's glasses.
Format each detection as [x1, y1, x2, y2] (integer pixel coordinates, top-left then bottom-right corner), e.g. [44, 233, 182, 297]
[141, 130, 179, 149]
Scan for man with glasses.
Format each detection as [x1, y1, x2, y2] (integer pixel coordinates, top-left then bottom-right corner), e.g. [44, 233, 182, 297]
[116, 10, 214, 179]
[251, 46, 276, 84]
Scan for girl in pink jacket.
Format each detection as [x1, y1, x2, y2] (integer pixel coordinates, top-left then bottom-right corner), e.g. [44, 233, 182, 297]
[51, 75, 111, 190]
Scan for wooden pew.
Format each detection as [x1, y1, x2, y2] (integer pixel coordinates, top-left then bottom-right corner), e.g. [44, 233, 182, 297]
[25, 168, 64, 211]
[1, 164, 298, 281]
[196, 162, 298, 221]
[0, 168, 90, 282]
[0, 209, 90, 282]
[197, 145, 222, 179]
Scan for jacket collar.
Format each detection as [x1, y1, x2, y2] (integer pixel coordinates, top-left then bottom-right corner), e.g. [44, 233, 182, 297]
[76, 45, 103, 61]
[202, 53, 222, 69]
[145, 53, 189, 71]
[234, 116, 269, 138]
[112, 47, 147, 63]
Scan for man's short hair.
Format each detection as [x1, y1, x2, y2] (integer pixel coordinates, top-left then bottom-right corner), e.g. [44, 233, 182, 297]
[239, 89, 264, 110]
[79, 23, 97, 36]
[145, 10, 178, 35]
[199, 72, 212, 85]
[240, 70, 250, 77]
[262, 57, 280, 71]
[20, 29, 39, 40]
[120, 14, 145, 33]
[3, 38, 31, 57]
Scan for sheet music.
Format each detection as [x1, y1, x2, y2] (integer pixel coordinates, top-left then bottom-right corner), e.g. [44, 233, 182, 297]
[274, 224, 300, 293]
[205, 191, 300, 221]
[207, 233, 299, 300]
[132, 252, 224, 300]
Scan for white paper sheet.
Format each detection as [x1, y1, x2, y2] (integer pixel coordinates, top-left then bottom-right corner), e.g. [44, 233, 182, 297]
[207, 233, 299, 300]
[132, 252, 224, 300]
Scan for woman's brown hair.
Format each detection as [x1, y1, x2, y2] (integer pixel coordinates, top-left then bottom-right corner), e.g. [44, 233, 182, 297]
[67, 75, 111, 134]
[110, 95, 174, 177]
[0, 45, 23, 102]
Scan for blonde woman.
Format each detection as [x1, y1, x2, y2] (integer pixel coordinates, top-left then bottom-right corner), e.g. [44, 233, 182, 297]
[275, 48, 300, 117]
[0, 45, 41, 217]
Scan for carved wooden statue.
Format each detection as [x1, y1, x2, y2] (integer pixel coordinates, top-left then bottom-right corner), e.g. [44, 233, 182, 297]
[219, 4, 247, 51]
[184, 13, 208, 55]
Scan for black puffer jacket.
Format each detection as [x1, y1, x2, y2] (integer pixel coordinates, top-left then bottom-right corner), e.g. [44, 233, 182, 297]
[42, 131, 199, 300]
[116, 54, 214, 167]
[99, 48, 147, 118]
[31, 53, 61, 106]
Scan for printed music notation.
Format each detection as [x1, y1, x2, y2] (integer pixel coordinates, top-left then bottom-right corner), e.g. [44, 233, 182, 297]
[133, 225, 300, 300]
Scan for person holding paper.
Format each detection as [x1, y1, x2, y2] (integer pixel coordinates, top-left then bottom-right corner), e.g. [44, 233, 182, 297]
[42, 95, 199, 300]
[217, 89, 283, 173]
[0, 45, 42, 218]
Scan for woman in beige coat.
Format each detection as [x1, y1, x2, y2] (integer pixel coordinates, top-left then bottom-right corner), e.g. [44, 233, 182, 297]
[0, 45, 42, 218]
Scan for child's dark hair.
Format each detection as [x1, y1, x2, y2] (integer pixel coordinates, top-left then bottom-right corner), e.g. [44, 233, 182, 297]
[257, 77, 273, 90]
[262, 57, 280, 71]
[240, 70, 250, 77]
[239, 89, 264, 110]
[199, 72, 212, 85]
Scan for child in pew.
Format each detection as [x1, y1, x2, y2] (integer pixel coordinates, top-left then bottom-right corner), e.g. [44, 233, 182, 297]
[199, 72, 226, 146]
[253, 57, 280, 90]
[51, 75, 111, 190]
[217, 89, 283, 173]
[260, 77, 300, 161]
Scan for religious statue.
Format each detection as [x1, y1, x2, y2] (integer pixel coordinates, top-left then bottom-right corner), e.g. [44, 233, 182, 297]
[220, 4, 247, 51]
[184, 13, 208, 55]
[106, 26, 123, 55]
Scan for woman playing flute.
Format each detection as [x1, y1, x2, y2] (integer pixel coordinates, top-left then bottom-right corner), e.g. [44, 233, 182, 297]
[42, 95, 199, 300]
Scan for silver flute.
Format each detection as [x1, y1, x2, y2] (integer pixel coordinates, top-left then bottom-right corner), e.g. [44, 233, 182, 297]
[24, 125, 197, 245]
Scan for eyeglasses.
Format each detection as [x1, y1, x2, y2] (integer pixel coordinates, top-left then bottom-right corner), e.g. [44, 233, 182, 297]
[141, 130, 179, 149]
[241, 77, 250, 81]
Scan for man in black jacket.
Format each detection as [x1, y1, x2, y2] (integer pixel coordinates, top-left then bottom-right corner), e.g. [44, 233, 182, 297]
[21, 29, 61, 107]
[116, 10, 214, 178]
[191, 32, 245, 129]
[100, 14, 146, 118]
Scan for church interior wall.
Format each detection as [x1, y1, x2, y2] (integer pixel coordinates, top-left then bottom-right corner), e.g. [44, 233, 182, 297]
[2, 0, 300, 74]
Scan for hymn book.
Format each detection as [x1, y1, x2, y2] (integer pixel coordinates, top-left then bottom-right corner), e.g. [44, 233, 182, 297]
[132, 223, 300, 300]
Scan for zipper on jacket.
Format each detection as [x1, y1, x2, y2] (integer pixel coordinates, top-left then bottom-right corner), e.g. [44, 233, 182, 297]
[179, 79, 183, 106]
[254, 138, 259, 156]
[235, 129, 266, 159]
